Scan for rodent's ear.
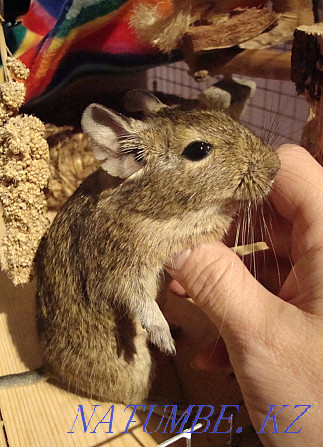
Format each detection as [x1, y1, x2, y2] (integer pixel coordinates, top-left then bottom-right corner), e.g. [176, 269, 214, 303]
[81, 103, 144, 179]
[123, 89, 166, 115]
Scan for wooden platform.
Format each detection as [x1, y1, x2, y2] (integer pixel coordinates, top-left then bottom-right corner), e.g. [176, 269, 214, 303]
[0, 216, 250, 447]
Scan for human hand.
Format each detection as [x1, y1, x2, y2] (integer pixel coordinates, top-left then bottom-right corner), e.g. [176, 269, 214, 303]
[166, 145, 323, 447]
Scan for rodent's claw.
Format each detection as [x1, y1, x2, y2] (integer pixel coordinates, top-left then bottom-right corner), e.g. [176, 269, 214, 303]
[148, 326, 176, 356]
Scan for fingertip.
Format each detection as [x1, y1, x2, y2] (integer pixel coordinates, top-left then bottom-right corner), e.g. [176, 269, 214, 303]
[165, 249, 191, 273]
[169, 279, 190, 297]
[272, 144, 323, 230]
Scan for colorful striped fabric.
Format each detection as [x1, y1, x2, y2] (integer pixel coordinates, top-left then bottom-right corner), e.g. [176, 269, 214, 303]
[4, 0, 176, 102]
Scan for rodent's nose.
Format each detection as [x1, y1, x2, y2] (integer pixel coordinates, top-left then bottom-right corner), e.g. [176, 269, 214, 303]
[249, 154, 281, 181]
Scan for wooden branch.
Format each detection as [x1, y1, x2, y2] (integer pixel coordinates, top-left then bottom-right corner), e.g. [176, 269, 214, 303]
[272, 0, 313, 23]
[185, 8, 278, 52]
[292, 24, 323, 163]
[183, 47, 291, 81]
[181, 0, 313, 82]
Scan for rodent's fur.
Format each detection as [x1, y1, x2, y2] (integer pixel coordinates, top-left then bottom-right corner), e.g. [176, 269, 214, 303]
[0, 91, 280, 403]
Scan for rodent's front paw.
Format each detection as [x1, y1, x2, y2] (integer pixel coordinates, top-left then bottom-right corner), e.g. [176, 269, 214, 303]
[148, 326, 176, 356]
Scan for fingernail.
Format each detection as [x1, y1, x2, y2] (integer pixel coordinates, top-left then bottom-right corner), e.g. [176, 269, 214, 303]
[166, 249, 191, 271]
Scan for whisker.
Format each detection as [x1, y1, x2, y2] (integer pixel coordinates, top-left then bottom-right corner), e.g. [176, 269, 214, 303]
[262, 101, 286, 145]
[269, 185, 306, 260]
[258, 202, 267, 284]
[208, 202, 243, 360]
[251, 203, 257, 281]
[263, 96, 295, 147]
[261, 206, 281, 290]
[247, 202, 253, 274]
[264, 197, 304, 296]
[274, 168, 320, 194]
[234, 203, 243, 250]
[241, 204, 247, 265]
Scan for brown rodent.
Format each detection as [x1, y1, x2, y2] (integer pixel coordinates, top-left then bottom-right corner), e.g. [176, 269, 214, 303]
[0, 90, 280, 403]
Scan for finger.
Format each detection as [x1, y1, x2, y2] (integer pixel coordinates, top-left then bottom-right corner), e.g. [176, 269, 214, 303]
[242, 251, 291, 295]
[165, 242, 288, 348]
[169, 279, 189, 297]
[279, 246, 323, 315]
[272, 145, 323, 262]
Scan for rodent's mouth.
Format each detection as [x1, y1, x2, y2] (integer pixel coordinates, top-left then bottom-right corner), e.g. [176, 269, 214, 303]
[233, 175, 275, 204]
[224, 189, 270, 215]
[223, 201, 244, 216]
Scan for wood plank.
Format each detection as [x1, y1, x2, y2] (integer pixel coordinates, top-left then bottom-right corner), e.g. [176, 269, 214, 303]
[0, 385, 163, 447]
[184, 48, 291, 82]
[0, 418, 8, 447]
[0, 271, 165, 446]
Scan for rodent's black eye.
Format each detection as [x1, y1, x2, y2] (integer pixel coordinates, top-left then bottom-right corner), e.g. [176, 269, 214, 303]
[182, 141, 212, 161]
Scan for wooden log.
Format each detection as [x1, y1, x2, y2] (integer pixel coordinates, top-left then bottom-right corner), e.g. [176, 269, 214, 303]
[240, 0, 314, 50]
[181, 0, 313, 82]
[272, 0, 313, 23]
[183, 46, 291, 81]
[292, 24, 323, 163]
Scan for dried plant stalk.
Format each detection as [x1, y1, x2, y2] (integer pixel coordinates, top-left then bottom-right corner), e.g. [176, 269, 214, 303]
[45, 124, 99, 210]
[0, 18, 50, 285]
[232, 242, 269, 256]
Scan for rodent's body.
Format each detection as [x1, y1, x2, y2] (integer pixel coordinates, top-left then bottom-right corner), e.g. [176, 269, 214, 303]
[2, 91, 281, 403]
[36, 170, 153, 402]
[35, 166, 231, 402]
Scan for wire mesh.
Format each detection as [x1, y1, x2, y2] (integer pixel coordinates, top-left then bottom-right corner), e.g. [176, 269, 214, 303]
[147, 61, 309, 145]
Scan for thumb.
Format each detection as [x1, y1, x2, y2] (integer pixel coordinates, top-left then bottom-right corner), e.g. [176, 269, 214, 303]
[166, 242, 283, 346]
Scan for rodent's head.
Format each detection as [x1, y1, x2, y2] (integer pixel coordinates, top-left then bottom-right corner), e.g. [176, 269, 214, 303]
[81, 90, 280, 219]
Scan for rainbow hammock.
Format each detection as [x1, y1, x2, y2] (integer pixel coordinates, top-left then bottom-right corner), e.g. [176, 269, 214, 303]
[5, 0, 176, 102]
